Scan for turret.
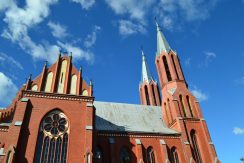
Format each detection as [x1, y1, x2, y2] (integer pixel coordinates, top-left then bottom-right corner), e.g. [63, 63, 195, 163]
[139, 49, 161, 106]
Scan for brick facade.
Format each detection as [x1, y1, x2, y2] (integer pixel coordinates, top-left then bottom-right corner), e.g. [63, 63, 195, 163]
[0, 28, 219, 163]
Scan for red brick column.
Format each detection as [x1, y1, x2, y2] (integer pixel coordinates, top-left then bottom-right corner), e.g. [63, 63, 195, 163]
[109, 137, 115, 163]
[159, 139, 169, 163]
[135, 139, 143, 162]
[85, 102, 94, 163]
[4, 98, 29, 155]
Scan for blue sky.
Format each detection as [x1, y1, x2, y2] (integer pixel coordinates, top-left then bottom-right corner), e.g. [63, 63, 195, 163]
[0, 0, 244, 162]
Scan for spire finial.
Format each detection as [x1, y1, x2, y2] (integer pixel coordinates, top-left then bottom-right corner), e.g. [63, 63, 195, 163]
[79, 65, 82, 72]
[44, 60, 48, 66]
[141, 50, 153, 83]
[141, 46, 145, 57]
[155, 17, 171, 55]
[28, 74, 32, 80]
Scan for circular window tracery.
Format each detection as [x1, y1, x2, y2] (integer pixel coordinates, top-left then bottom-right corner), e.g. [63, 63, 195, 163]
[42, 111, 69, 137]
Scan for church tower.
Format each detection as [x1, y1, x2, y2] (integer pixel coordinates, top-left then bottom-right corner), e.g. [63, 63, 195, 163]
[155, 20, 219, 163]
[139, 50, 161, 106]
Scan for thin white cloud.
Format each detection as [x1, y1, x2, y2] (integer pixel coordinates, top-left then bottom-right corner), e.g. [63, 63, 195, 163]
[0, 72, 18, 107]
[233, 127, 244, 135]
[184, 57, 191, 67]
[1, 0, 59, 62]
[0, 52, 23, 70]
[191, 87, 208, 102]
[235, 76, 244, 85]
[70, 0, 95, 10]
[104, 0, 155, 36]
[48, 21, 68, 39]
[58, 41, 94, 63]
[198, 51, 217, 68]
[104, 0, 155, 22]
[155, 0, 218, 30]
[1, 0, 95, 64]
[118, 20, 146, 36]
[84, 25, 101, 48]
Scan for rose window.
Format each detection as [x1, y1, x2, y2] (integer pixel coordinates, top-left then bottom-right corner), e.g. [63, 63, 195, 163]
[42, 112, 68, 136]
[34, 110, 69, 163]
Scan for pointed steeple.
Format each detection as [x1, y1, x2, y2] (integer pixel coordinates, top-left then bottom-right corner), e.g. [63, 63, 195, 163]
[141, 49, 153, 83]
[155, 18, 171, 55]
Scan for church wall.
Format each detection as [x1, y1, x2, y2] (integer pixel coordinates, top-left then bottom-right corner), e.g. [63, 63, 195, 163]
[11, 95, 93, 163]
[94, 134, 184, 163]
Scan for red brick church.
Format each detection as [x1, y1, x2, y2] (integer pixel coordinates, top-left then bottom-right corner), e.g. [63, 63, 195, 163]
[0, 21, 219, 163]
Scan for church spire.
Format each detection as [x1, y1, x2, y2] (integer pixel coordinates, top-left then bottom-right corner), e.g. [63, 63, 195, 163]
[155, 18, 171, 55]
[141, 49, 153, 83]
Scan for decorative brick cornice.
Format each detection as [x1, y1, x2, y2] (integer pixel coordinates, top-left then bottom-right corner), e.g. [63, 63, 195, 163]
[23, 91, 94, 102]
[0, 128, 8, 132]
[97, 133, 180, 139]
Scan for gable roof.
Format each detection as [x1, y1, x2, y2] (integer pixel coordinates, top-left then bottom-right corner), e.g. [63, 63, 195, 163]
[94, 101, 178, 135]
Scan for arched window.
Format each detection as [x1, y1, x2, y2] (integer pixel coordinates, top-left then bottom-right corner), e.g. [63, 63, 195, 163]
[186, 95, 194, 117]
[151, 85, 156, 106]
[6, 151, 12, 163]
[171, 55, 179, 79]
[191, 130, 202, 163]
[70, 74, 77, 94]
[163, 56, 172, 82]
[146, 147, 156, 163]
[45, 72, 53, 92]
[34, 110, 69, 163]
[179, 95, 187, 117]
[167, 99, 173, 122]
[57, 60, 67, 93]
[156, 60, 163, 82]
[95, 146, 103, 163]
[170, 147, 179, 163]
[82, 89, 88, 96]
[31, 84, 38, 91]
[164, 102, 170, 124]
[120, 147, 131, 163]
[145, 85, 150, 105]
[86, 153, 91, 163]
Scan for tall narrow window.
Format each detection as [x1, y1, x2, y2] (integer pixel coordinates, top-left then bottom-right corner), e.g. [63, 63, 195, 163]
[70, 74, 77, 94]
[45, 72, 53, 92]
[120, 147, 131, 163]
[54, 137, 62, 162]
[170, 147, 179, 163]
[156, 60, 163, 82]
[86, 153, 91, 163]
[6, 151, 12, 163]
[58, 60, 67, 93]
[151, 85, 156, 106]
[41, 137, 50, 163]
[95, 146, 103, 163]
[186, 95, 194, 117]
[171, 55, 179, 79]
[147, 147, 156, 163]
[145, 85, 150, 105]
[164, 102, 170, 124]
[191, 130, 202, 163]
[167, 99, 173, 122]
[179, 95, 187, 117]
[48, 138, 55, 163]
[157, 85, 161, 105]
[163, 56, 172, 82]
[34, 110, 69, 163]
